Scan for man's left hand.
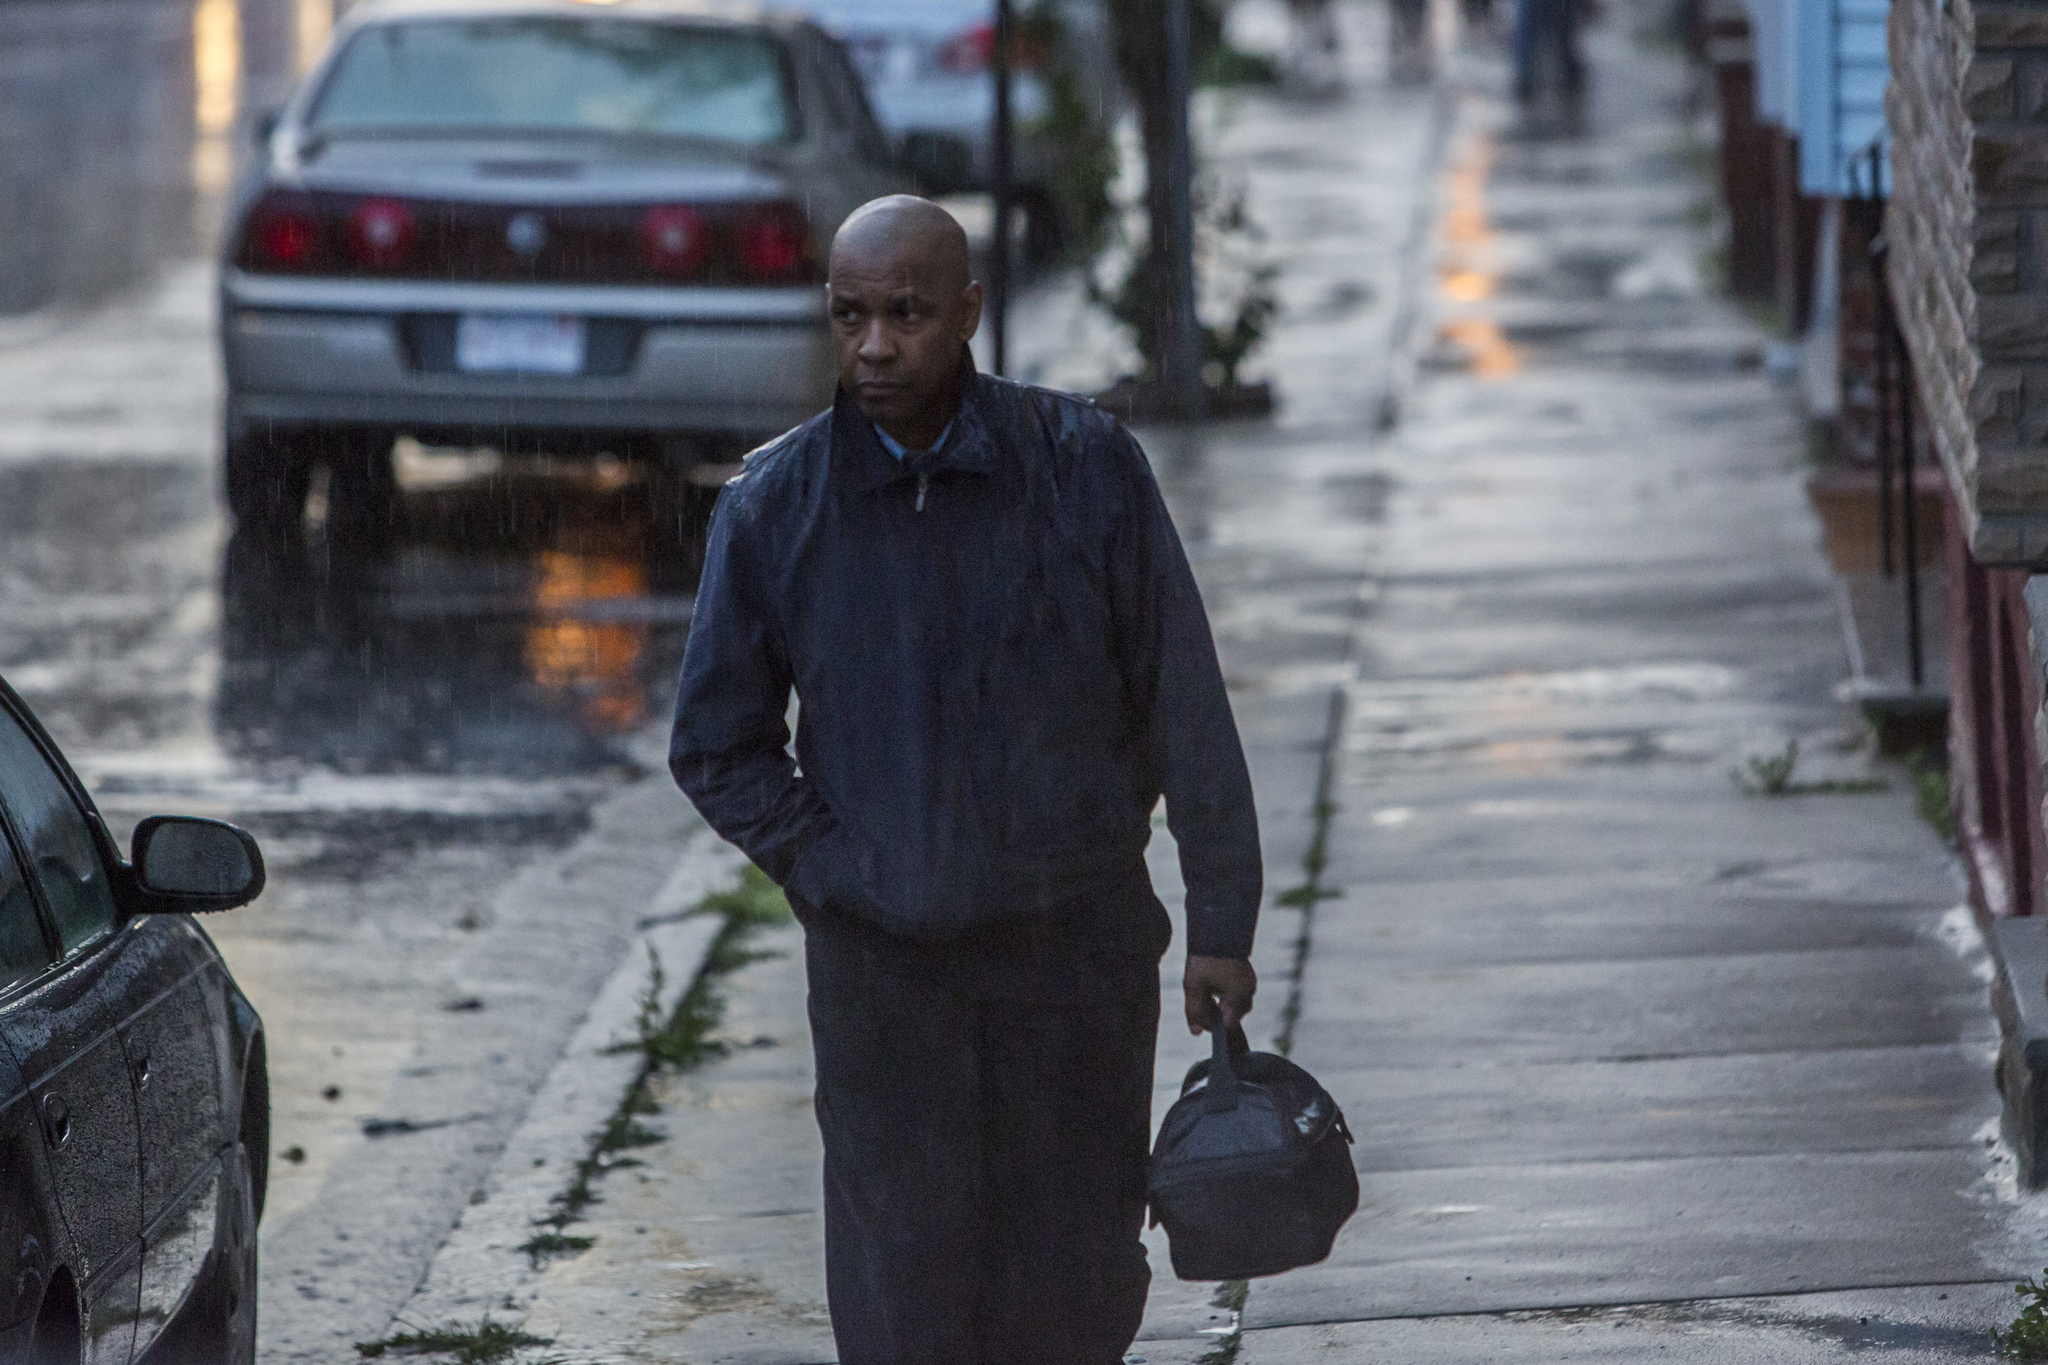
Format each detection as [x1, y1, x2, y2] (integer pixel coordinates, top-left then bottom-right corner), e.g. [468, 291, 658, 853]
[1184, 955, 1257, 1035]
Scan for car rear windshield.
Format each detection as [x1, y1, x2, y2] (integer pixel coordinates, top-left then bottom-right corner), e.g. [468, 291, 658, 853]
[310, 18, 797, 144]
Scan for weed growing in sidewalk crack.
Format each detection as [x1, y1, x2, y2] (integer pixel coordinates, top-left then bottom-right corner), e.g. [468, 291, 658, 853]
[1907, 747, 1957, 842]
[515, 1232, 592, 1265]
[520, 867, 793, 1269]
[1730, 740, 1887, 797]
[1996, 1271, 2048, 1356]
[1733, 741, 1799, 794]
[1195, 1279, 1250, 1365]
[355, 1315, 551, 1364]
[1275, 784, 1340, 1060]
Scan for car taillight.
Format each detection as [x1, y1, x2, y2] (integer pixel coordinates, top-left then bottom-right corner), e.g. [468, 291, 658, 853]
[640, 205, 710, 278]
[736, 204, 812, 284]
[347, 197, 416, 270]
[936, 23, 993, 73]
[248, 195, 322, 270]
[934, 24, 1034, 73]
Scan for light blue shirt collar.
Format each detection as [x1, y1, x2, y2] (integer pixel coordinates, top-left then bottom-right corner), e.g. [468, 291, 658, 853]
[874, 420, 953, 461]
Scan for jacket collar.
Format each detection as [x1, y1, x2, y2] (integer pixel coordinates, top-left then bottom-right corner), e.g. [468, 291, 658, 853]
[833, 348, 1000, 493]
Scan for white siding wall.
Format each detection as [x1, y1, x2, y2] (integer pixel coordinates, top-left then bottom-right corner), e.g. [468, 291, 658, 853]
[1796, 0, 1891, 196]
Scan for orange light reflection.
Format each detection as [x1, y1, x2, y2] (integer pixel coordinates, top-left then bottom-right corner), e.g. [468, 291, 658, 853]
[1438, 318, 1522, 379]
[1435, 135, 1520, 379]
[524, 550, 649, 734]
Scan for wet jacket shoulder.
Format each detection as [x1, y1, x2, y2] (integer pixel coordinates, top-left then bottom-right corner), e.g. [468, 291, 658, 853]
[671, 370, 1262, 958]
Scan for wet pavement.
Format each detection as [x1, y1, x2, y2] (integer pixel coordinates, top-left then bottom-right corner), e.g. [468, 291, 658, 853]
[1235, 7, 2032, 1358]
[0, 164, 718, 1365]
[2, 0, 2042, 1360]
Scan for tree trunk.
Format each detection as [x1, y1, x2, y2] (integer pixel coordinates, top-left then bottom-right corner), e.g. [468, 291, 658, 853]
[1108, 0, 1216, 375]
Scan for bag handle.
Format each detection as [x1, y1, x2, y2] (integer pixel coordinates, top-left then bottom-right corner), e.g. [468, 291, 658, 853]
[1203, 1005, 1249, 1112]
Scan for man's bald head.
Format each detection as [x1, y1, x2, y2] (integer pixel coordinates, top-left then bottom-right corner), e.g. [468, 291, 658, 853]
[829, 195, 973, 298]
[826, 196, 983, 450]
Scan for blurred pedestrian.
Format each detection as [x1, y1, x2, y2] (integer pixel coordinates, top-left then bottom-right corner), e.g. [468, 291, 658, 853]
[1462, 0, 1500, 43]
[1390, 0, 1433, 83]
[1284, 0, 1343, 93]
[1514, 0, 1584, 102]
[670, 195, 1263, 1365]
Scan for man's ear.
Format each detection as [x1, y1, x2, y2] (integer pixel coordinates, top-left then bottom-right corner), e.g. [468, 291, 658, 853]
[959, 280, 984, 344]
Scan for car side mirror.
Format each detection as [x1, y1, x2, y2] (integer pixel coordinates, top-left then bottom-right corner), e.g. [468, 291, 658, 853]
[131, 816, 266, 912]
[897, 132, 973, 196]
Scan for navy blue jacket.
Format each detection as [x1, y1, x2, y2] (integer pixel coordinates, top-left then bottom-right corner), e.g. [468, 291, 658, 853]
[669, 368, 1261, 958]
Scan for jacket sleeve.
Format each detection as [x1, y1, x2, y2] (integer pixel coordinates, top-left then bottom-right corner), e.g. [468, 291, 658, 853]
[1106, 429, 1264, 959]
[668, 488, 864, 914]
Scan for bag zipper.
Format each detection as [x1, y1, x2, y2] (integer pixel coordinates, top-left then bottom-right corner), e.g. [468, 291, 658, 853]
[916, 472, 929, 513]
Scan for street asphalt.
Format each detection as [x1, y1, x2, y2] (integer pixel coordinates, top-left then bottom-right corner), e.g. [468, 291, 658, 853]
[0, 0, 2040, 1360]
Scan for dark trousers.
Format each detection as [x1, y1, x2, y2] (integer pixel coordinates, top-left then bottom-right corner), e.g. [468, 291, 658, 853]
[799, 881, 1168, 1365]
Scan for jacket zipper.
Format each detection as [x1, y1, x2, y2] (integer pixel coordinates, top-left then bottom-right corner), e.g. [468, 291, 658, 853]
[916, 473, 929, 513]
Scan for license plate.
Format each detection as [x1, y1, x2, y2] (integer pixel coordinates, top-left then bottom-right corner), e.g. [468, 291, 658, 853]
[455, 313, 586, 375]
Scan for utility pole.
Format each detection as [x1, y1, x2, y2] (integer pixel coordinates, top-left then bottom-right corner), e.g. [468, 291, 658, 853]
[1163, 0, 1203, 420]
[990, 0, 1014, 377]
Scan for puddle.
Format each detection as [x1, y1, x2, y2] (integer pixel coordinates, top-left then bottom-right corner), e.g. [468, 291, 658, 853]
[0, 443, 697, 780]
[216, 461, 696, 775]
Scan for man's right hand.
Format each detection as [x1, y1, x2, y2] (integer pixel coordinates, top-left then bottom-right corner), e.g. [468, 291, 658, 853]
[1184, 955, 1257, 1035]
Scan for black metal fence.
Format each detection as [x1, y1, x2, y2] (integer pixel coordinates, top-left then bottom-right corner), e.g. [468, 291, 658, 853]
[1849, 140, 1926, 690]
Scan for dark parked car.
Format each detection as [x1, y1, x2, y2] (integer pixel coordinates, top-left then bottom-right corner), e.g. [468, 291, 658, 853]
[0, 678, 268, 1365]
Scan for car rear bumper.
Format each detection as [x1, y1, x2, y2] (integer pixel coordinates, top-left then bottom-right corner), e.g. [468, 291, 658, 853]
[220, 270, 835, 444]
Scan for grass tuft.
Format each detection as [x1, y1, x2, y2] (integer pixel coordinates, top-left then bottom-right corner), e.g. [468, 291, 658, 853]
[1200, 44, 1281, 86]
[526, 867, 793, 1257]
[1732, 740, 1800, 795]
[1906, 746, 1957, 842]
[1999, 1272, 2048, 1357]
[1195, 1279, 1251, 1364]
[355, 1315, 550, 1364]
[514, 1231, 593, 1270]
[1730, 740, 1887, 797]
[1274, 883, 1342, 910]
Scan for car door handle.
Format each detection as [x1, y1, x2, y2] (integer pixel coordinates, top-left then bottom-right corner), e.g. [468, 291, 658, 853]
[131, 1050, 151, 1090]
[39, 1094, 70, 1148]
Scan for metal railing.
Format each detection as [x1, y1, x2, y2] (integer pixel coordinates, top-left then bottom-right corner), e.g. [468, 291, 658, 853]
[1849, 139, 1926, 691]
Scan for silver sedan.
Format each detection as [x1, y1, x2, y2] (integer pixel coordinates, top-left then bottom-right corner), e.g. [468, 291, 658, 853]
[220, 0, 906, 543]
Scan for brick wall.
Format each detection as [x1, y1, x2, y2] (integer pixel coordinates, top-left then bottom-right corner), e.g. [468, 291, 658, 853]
[1889, 0, 2048, 562]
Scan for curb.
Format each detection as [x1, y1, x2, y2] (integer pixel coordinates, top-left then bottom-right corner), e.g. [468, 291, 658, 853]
[387, 832, 747, 1329]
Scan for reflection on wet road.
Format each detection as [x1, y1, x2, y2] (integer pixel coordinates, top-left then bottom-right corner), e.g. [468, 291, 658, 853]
[1434, 130, 1522, 378]
[0, 461, 693, 784]
[218, 455, 692, 778]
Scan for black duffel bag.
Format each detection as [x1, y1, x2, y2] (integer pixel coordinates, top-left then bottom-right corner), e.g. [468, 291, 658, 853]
[1147, 1017, 1359, 1281]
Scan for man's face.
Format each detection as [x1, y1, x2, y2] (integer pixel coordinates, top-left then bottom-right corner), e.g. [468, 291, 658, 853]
[827, 245, 982, 441]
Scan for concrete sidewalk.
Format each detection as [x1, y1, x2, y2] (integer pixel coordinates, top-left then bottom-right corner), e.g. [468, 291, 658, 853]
[1226, 8, 2039, 1362]
[395, 2, 2041, 1360]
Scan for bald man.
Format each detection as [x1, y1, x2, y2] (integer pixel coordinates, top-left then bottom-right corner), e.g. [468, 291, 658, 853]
[670, 196, 1262, 1365]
